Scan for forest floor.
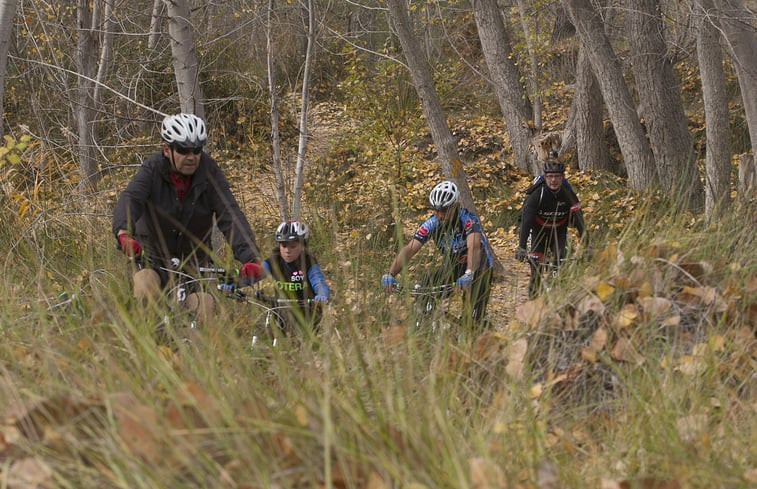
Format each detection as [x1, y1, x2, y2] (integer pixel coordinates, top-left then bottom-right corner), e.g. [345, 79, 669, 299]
[302, 102, 532, 331]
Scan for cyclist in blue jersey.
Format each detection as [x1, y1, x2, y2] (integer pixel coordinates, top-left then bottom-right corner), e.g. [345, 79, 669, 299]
[381, 180, 493, 326]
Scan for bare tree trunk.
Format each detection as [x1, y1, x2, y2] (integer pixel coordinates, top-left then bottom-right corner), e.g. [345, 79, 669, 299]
[291, 0, 315, 221]
[562, 0, 658, 190]
[163, 0, 205, 118]
[148, 0, 163, 51]
[267, 0, 288, 220]
[627, 0, 703, 210]
[714, 0, 757, 157]
[738, 153, 756, 196]
[76, 0, 99, 193]
[574, 45, 612, 172]
[696, 0, 733, 219]
[385, 0, 475, 209]
[0, 0, 18, 141]
[515, 0, 542, 129]
[471, 0, 540, 175]
[93, 0, 114, 108]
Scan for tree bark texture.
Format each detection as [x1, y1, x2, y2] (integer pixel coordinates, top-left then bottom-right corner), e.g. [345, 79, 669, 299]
[627, 0, 703, 210]
[696, 0, 733, 218]
[562, 0, 658, 190]
[385, 0, 475, 210]
[76, 0, 99, 192]
[0, 0, 18, 141]
[164, 0, 205, 118]
[574, 45, 613, 173]
[267, 0, 288, 220]
[714, 0, 757, 157]
[292, 0, 315, 221]
[148, 0, 163, 51]
[471, 0, 541, 175]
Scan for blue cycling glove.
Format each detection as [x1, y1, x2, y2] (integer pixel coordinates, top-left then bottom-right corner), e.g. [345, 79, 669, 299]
[456, 270, 474, 288]
[314, 295, 329, 303]
[381, 273, 398, 288]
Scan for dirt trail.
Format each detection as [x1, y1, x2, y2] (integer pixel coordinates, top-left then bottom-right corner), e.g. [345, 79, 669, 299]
[306, 102, 531, 330]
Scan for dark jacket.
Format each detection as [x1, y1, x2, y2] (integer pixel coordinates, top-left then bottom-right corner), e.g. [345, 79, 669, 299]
[112, 151, 260, 265]
[519, 183, 586, 249]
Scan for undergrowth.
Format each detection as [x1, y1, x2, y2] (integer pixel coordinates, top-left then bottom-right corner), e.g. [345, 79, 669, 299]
[0, 177, 754, 488]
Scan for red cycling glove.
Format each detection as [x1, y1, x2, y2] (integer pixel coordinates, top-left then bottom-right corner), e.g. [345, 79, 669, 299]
[240, 262, 264, 280]
[118, 234, 142, 256]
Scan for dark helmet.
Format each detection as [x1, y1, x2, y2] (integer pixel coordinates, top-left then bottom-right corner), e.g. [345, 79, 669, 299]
[275, 220, 310, 242]
[543, 158, 565, 174]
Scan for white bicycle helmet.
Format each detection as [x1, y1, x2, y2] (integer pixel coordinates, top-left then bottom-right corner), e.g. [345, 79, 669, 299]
[429, 180, 460, 209]
[161, 113, 208, 148]
[275, 220, 310, 242]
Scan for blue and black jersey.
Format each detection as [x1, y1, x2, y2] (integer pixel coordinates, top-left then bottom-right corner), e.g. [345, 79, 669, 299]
[413, 208, 493, 270]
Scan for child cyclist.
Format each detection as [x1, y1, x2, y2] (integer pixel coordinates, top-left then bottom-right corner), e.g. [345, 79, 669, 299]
[256, 220, 331, 332]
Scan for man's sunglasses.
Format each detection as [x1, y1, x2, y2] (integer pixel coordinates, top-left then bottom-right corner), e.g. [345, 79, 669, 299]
[173, 146, 203, 155]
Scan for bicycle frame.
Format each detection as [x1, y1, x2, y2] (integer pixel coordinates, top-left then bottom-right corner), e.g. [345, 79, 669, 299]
[395, 283, 460, 332]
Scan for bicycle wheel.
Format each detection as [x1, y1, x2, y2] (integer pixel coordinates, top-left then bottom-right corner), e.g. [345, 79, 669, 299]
[242, 299, 288, 349]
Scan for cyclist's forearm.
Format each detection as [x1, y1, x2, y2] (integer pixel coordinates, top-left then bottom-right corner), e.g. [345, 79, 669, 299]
[388, 240, 421, 276]
[466, 233, 482, 273]
[308, 265, 331, 299]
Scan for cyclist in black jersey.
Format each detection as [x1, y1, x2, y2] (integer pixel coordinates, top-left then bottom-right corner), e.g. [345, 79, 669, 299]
[516, 158, 588, 297]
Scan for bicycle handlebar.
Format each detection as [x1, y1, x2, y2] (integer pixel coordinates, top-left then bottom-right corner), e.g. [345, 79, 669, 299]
[394, 283, 456, 296]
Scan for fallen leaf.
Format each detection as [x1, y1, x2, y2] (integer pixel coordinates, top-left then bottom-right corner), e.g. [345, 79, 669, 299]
[675, 355, 705, 376]
[516, 297, 547, 327]
[536, 460, 559, 489]
[505, 338, 528, 379]
[596, 282, 615, 301]
[469, 457, 505, 489]
[6, 457, 53, 489]
[381, 326, 406, 347]
[661, 315, 681, 327]
[676, 414, 708, 442]
[639, 296, 672, 317]
[577, 295, 606, 316]
[110, 392, 163, 461]
[611, 337, 642, 364]
[614, 304, 639, 328]
[364, 469, 388, 489]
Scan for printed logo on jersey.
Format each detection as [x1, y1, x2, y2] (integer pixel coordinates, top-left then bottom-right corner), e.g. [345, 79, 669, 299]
[290, 270, 304, 282]
[464, 219, 473, 232]
[417, 225, 429, 237]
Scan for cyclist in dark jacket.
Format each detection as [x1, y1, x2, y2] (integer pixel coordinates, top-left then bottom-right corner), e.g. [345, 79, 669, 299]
[113, 113, 262, 322]
[516, 158, 588, 297]
[382, 180, 493, 327]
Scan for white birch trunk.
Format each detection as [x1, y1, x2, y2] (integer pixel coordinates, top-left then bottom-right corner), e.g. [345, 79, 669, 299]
[163, 0, 205, 118]
[291, 0, 315, 221]
[148, 0, 163, 51]
[268, 0, 288, 220]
